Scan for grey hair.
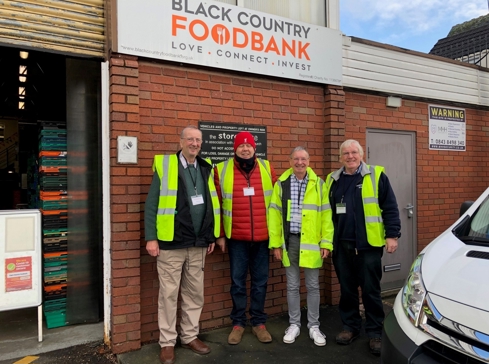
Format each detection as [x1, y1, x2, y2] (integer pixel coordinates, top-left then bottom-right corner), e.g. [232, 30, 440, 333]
[180, 125, 201, 138]
[290, 146, 310, 159]
[339, 139, 364, 161]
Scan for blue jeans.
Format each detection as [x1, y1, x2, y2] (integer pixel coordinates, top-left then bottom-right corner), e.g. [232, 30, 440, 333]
[228, 239, 269, 327]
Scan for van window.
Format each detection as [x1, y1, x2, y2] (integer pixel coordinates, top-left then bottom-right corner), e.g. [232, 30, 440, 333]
[468, 195, 489, 239]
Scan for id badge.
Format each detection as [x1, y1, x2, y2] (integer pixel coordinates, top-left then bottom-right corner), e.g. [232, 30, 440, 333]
[336, 203, 346, 214]
[291, 214, 302, 223]
[243, 187, 255, 196]
[191, 194, 204, 205]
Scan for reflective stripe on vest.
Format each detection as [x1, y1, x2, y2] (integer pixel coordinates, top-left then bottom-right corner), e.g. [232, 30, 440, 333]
[153, 155, 178, 241]
[153, 155, 221, 241]
[216, 158, 273, 239]
[362, 165, 385, 246]
[325, 164, 385, 247]
[269, 168, 329, 268]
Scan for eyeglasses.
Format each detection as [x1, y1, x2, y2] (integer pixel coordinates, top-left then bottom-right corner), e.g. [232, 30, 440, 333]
[181, 137, 202, 144]
[342, 151, 359, 157]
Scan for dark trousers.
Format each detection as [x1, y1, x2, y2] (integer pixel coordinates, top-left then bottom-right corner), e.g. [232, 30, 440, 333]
[228, 239, 269, 327]
[332, 241, 384, 338]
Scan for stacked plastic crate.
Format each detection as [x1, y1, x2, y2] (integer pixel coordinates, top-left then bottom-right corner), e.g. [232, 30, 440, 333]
[27, 153, 39, 208]
[38, 125, 68, 328]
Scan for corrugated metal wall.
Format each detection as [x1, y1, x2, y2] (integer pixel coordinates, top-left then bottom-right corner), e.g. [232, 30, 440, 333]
[0, 0, 105, 58]
[342, 38, 489, 107]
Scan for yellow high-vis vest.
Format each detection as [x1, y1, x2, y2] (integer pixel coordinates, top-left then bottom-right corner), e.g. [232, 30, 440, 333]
[216, 158, 273, 239]
[153, 154, 220, 241]
[325, 164, 385, 247]
[268, 168, 333, 268]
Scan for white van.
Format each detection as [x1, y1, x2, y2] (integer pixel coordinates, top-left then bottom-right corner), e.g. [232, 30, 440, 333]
[382, 188, 489, 363]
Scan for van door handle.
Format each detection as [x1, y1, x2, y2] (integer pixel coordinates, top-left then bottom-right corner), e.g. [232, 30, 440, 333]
[404, 204, 414, 218]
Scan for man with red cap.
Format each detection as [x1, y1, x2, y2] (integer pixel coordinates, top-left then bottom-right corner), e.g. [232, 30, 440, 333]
[214, 131, 277, 345]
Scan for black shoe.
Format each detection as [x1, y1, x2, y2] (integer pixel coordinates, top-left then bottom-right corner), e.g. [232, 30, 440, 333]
[369, 337, 381, 355]
[335, 330, 359, 345]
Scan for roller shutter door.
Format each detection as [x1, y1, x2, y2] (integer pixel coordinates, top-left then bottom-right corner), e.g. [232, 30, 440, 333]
[0, 0, 105, 58]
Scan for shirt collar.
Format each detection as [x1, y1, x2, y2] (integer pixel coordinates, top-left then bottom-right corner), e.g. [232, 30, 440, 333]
[342, 164, 362, 175]
[292, 172, 308, 183]
[179, 153, 197, 169]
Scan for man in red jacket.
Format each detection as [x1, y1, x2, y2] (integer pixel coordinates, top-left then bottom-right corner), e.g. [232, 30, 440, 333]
[214, 131, 277, 345]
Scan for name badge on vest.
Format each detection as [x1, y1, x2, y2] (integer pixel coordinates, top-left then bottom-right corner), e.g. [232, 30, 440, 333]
[336, 203, 346, 214]
[191, 194, 204, 205]
[291, 214, 302, 223]
[243, 187, 255, 196]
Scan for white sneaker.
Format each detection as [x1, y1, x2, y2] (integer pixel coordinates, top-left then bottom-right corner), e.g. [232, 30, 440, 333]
[309, 326, 326, 346]
[283, 324, 300, 344]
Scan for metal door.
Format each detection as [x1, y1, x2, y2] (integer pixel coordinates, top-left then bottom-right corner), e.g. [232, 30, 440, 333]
[66, 58, 103, 324]
[366, 130, 416, 291]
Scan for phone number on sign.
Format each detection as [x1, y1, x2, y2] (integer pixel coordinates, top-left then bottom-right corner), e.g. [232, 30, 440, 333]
[432, 139, 464, 146]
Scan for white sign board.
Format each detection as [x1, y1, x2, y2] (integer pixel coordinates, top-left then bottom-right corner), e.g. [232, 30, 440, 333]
[428, 105, 466, 151]
[0, 210, 42, 311]
[116, 0, 343, 85]
[117, 136, 138, 164]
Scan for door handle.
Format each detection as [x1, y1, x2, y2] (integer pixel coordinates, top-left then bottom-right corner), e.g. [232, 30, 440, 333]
[404, 204, 414, 218]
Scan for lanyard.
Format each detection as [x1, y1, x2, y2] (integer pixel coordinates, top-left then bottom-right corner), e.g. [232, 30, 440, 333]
[183, 156, 198, 196]
[238, 162, 257, 187]
[297, 178, 306, 208]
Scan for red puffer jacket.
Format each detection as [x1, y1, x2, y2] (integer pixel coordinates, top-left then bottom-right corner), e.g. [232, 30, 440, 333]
[214, 158, 277, 242]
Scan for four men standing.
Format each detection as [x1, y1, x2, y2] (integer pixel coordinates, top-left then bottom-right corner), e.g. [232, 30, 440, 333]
[145, 127, 400, 362]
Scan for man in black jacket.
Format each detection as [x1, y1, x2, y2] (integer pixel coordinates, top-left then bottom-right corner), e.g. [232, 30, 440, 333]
[145, 125, 220, 364]
[325, 139, 401, 356]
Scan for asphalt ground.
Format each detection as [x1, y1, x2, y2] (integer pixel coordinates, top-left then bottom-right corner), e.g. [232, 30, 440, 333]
[0, 341, 116, 364]
[2, 301, 394, 364]
[118, 302, 393, 364]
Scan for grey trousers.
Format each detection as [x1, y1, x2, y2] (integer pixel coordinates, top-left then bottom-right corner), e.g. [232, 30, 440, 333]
[285, 234, 320, 329]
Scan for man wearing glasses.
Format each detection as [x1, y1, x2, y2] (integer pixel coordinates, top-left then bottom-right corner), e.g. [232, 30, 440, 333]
[325, 139, 401, 356]
[269, 146, 333, 346]
[214, 131, 277, 345]
[145, 125, 220, 364]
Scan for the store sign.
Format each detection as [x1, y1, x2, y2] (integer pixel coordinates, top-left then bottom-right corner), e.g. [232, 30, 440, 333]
[116, 0, 342, 85]
[199, 122, 266, 164]
[428, 105, 466, 151]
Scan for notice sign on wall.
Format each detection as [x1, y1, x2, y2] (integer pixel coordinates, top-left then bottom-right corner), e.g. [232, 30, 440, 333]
[116, 0, 342, 85]
[199, 122, 267, 164]
[429, 105, 466, 151]
[5, 257, 32, 292]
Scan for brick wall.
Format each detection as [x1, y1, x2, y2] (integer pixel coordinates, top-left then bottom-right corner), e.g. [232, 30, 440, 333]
[109, 55, 339, 351]
[109, 56, 489, 353]
[323, 85, 346, 305]
[110, 55, 142, 354]
[345, 92, 489, 252]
